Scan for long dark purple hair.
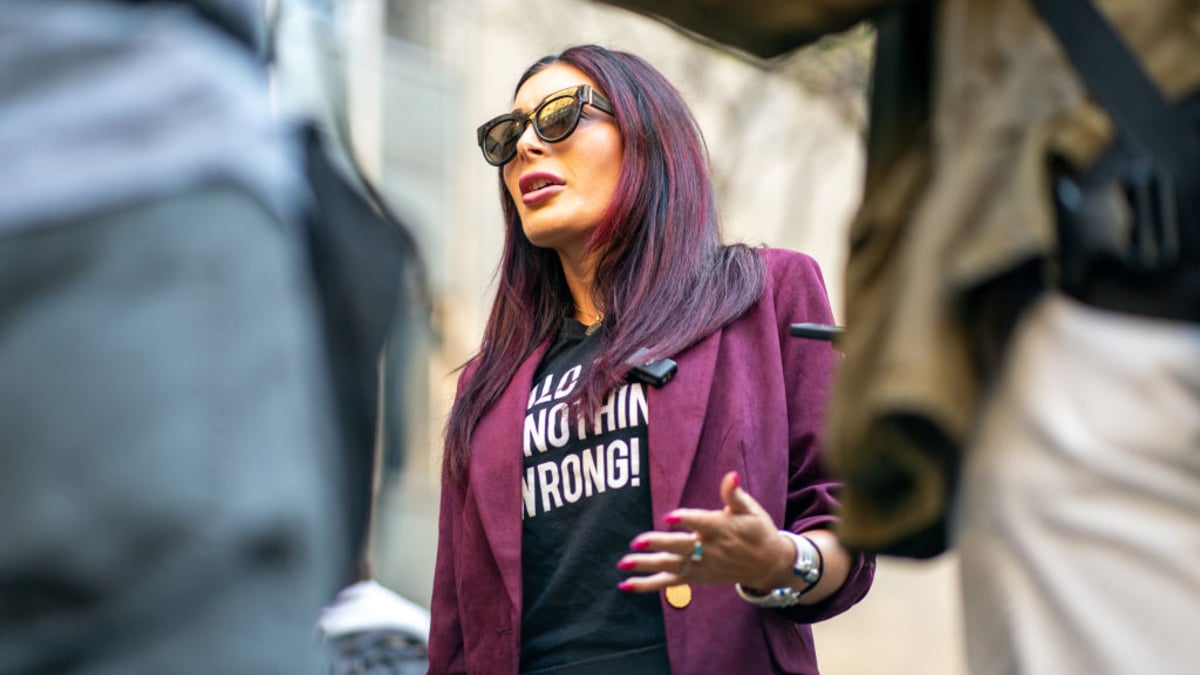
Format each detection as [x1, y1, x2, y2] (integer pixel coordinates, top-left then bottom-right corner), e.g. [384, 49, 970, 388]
[444, 44, 764, 477]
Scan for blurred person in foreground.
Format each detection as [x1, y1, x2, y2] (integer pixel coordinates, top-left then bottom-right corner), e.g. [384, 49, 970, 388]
[270, 1, 434, 671]
[428, 44, 874, 675]
[594, 0, 1200, 673]
[0, 0, 416, 672]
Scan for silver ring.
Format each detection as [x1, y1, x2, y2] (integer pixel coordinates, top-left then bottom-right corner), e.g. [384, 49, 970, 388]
[690, 538, 703, 563]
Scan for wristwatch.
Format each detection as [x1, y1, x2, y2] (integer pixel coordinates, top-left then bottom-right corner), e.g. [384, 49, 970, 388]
[734, 531, 824, 608]
[783, 530, 823, 586]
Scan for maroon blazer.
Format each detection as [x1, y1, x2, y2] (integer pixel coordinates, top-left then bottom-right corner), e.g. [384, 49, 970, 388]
[429, 248, 875, 674]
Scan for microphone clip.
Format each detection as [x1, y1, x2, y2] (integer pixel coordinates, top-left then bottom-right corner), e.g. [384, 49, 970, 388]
[625, 347, 677, 388]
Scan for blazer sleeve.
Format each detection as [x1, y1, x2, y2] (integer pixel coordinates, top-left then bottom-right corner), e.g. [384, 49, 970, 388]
[427, 474, 467, 674]
[763, 249, 876, 624]
[426, 365, 476, 675]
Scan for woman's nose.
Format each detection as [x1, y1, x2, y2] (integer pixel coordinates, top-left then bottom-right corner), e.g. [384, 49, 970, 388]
[514, 119, 547, 159]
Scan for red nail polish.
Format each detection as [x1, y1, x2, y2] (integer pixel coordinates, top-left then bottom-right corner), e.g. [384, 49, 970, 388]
[618, 559, 636, 571]
[732, 471, 740, 488]
[618, 581, 633, 591]
[664, 514, 681, 525]
[631, 539, 650, 551]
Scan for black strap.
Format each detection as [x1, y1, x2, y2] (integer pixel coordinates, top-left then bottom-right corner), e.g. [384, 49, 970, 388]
[1029, 0, 1200, 183]
[1032, 0, 1200, 322]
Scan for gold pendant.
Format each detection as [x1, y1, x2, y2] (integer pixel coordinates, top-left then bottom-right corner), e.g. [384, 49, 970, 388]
[665, 583, 692, 609]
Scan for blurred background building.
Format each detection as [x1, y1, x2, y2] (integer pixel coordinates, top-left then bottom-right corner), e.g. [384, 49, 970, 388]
[278, 1, 967, 672]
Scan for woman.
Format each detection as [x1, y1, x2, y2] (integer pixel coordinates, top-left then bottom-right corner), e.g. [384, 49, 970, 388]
[429, 44, 874, 675]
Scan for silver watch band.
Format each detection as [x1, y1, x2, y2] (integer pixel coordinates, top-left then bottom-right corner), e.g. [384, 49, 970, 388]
[781, 530, 822, 586]
[733, 531, 824, 608]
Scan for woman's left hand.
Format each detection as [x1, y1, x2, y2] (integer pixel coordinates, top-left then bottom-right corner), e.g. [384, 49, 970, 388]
[616, 471, 795, 593]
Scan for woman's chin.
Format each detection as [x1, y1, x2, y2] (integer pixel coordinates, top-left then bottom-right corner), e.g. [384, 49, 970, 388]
[522, 226, 592, 255]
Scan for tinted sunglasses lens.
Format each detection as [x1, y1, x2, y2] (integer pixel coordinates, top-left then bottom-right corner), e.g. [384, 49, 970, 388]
[535, 96, 582, 141]
[482, 119, 522, 165]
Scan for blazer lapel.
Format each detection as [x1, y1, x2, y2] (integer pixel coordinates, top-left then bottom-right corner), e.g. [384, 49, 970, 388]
[469, 341, 550, 614]
[647, 329, 722, 522]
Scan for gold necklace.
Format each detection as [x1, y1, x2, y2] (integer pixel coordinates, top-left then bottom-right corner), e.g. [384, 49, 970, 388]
[576, 308, 603, 334]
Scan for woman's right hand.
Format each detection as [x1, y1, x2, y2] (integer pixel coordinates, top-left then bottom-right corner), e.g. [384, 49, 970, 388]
[616, 471, 797, 593]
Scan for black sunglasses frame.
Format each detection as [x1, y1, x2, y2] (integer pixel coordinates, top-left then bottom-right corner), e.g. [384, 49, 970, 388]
[476, 84, 614, 167]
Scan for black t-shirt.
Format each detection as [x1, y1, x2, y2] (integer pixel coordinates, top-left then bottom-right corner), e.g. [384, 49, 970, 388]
[519, 319, 668, 673]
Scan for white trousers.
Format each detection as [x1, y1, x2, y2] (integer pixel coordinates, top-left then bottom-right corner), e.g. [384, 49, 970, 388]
[953, 292, 1200, 675]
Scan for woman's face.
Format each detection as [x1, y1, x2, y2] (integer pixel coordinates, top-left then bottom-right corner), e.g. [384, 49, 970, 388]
[502, 64, 623, 263]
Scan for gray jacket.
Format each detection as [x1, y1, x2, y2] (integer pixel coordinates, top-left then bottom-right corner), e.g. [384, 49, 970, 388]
[0, 0, 303, 235]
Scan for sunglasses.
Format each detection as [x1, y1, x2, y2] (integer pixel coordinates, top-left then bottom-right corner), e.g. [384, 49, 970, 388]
[476, 84, 614, 166]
